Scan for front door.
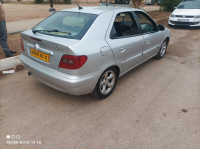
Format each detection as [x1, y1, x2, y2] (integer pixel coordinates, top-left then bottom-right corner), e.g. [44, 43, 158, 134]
[106, 11, 145, 73]
[134, 11, 163, 61]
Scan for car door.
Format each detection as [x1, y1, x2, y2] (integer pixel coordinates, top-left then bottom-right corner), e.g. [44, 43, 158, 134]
[134, 11, 163, 61]
[106, 11, 145, 73]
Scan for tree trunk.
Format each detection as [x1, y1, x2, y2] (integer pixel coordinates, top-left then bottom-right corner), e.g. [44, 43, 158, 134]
[132, 0, 142, 8]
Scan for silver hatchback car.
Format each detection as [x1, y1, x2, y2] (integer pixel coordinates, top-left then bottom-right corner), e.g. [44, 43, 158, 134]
[20, 6, 170, 98]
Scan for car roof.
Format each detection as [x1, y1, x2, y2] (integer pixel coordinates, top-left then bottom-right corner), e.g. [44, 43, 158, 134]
[60, 6, 142, 15]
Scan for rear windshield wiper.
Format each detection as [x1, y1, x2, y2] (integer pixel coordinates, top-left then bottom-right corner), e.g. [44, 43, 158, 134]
[32, 29, 71, 35]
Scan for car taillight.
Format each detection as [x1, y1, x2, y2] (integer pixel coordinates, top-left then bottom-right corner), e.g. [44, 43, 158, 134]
[59, 55, 87, 70]
[21, 39, 24, 52]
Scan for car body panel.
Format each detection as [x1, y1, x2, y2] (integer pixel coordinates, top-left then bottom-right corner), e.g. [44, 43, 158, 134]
[142, 32, 163, 60]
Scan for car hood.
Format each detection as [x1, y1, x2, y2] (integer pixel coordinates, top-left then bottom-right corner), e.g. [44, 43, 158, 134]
[172, 9, 200, 16]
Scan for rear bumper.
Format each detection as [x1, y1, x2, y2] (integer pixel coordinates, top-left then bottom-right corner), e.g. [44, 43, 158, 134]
[20, 54, 100, 95]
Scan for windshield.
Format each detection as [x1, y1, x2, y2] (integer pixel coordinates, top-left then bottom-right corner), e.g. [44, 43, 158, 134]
[177, 0, 200, 9]
[33, 12, 97, 40]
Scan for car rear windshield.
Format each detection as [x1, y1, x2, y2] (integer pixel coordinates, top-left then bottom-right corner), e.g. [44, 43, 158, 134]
[177, 0, 200, 9]
[32, 12, 97, 40]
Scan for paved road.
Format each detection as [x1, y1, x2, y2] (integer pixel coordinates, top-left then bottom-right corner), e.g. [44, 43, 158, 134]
[0, 28, 200, 149]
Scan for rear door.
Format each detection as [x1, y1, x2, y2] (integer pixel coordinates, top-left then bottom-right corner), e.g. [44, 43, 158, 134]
[134, 11, 163, 61]
[106, 11, 145, 73]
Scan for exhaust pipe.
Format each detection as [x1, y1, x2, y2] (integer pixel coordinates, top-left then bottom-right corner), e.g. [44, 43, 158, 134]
[28, 71, 32, 76]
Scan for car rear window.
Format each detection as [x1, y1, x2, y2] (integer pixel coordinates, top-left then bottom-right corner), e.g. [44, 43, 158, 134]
[32, 12, 97, 40]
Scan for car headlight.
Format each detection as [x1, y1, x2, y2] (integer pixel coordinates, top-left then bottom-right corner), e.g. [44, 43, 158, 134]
[170, 14, 175, 18]
[194, 15, 200, 19]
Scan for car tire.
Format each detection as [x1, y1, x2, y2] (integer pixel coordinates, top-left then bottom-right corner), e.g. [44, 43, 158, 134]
[92, 67, 118, 99]
[155, 39, 168, 59]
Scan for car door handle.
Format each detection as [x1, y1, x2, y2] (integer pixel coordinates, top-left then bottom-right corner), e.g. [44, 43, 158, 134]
[120, 48, 126, 53]
[146, 40, 150, 45]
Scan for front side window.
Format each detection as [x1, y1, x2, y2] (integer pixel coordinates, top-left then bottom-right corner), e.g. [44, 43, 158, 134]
[33, 12, 97, 40]
[135, 11, 157, 34]
[110, 12, 139, 38]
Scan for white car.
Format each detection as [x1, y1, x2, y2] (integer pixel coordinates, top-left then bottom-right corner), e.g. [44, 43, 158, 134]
[168, 0, 200, 28]
[145, 0, 155, 5]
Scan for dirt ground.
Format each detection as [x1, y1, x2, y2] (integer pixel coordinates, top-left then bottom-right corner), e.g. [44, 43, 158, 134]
[0, 27, 200, 149]
[0, 10, 171, 59]
[4, 4, 160, 22]
[4, 3, 99, 22]
[0, 33, 21, 59]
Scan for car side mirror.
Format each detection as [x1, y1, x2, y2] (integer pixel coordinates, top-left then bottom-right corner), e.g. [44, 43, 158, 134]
[158, 25, 165, 31]
[174, 7, 177, 10]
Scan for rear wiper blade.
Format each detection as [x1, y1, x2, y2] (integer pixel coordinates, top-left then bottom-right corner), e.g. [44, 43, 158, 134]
[32, 29, 71, 35]
[52, 30, 72, 35]
[32, 29, 50, 34]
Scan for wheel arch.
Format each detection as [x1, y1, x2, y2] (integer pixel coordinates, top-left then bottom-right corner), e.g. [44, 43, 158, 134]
[105, 65, 120, 77]
[165, 37, 170, 45]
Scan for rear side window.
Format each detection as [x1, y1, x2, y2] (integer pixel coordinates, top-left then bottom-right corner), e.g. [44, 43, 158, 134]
[110, 12, 139, 38]
[135, 11, 157, 34]
[33, 12, 97, 40]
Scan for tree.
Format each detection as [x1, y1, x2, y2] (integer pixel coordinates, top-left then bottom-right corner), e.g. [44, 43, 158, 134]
[64, 0, 71, 4]
[161, 0, 182, 11]
[132, 0, 143, 8]
[34, 0, 43, 4]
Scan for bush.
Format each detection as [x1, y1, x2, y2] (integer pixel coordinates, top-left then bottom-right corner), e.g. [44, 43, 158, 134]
[161, 0, 182, 11]
[64, 0, 71, 4]
[34, 0, 43, 4]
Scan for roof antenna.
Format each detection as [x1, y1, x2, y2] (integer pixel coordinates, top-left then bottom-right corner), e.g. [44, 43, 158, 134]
[75, 0, 83, 10]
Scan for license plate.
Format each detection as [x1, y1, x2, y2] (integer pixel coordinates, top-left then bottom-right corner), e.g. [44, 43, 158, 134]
[30, 49, 50, 63]
[178, 19, 189, 22]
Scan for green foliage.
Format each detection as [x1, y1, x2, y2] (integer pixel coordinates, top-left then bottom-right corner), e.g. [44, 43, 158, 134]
[64, 0, 71, 4]
[161, 0, 182, 11]
[34, 0, 43, 4]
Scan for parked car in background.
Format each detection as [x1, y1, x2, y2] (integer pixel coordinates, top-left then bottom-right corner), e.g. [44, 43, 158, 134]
[168, 0, 200, 28]
[20, 6, 170, 98]
[157, 0, 163, 5]
[145, 0, 155, 5]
